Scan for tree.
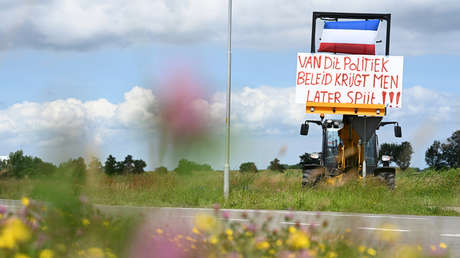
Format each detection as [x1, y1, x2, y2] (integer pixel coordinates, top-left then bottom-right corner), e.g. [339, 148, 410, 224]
[426, 130, 460, 170]
[122, 155, 135, 174]
[175, 159, 212, 174]
[443, 130, 460, 168]
[133, 159, 147, 174]
[268, 158, 285, 173]
[104, 155, 118, 176]
[425, 141, 445, 170]
[88, 156, 103, 172]
[379, 142, 413, 170]
[239, 162, 257, 173]
[395, 141, 413, 170]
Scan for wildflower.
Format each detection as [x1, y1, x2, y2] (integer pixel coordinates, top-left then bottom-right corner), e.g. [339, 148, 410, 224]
[431, 245, 436, 251]
[0, 206, 6, 214]
[358, 245, 366, 253]
[156, 228, 163, 235]
[288, 226, 297, 233]
[209, 235, 218, 245]
[21, 197, 29, 207]
[287, 231, 310, 250]
[82, 218, 90, 226]
[77, 250, 86, 256]
[195, 214, 216, 232]
[345, 228, 351, 233]
[14, 253, 30, 258]
[440, 242, 447, 249]
[87, 248, 105, 258]
[103, 221, 110, 227]
[327, 251, 338, 258]
[367, 248, 376, 256]
[39, 249, 54, 258]
[192, 227, 201, 235]
[319, 243, 325, 252]
[0, 217, 31, 249]
[276, 239, 283, 246]
[226, 228, 233, 236]
[222, 211, 230, 220]
[269, 249, 276, 255]
[256, 241, 270, 250]
[227, 235, 233, 241]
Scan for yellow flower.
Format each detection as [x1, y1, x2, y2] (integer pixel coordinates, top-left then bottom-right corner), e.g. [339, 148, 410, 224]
[0, 214, 3, 219]
[194, 214, 216, 232]
[269, 249, 276, 255]
[256, 241, 270, 250]
[225, 228, 233, 236]
[287, 231, 310, 250]
[39, 249, 54, 258]
[0, 217, 31, 249]
[209, 235, 218, 245]
[327, 251, 338, 258]
[14, 253, 30, 258]
[227, 235, 233, 241]
[103, 221, 110, 227]
[358, 245, 366, 253]
[288, 226, 297, 233]
[345, 228, 351, 233]
[156, 228, 163, 235]
[276, 239, 283, 246]
[192, 227, 200, 235]
[21, 197, 29, 207]
[367, 248, 376, 256]
[77, 250, 86, 256]
[82, 218, 90, 226]
[440, 242, 447, 249]
[431, 245, 436, 251]
[87, 248, 105, 258]
[245, 231, 252, 237]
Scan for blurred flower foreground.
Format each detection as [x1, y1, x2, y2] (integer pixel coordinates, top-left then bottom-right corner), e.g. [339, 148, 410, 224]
[0, 199, 452, 258]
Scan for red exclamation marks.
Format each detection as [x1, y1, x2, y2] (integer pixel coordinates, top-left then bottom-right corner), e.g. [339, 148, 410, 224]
[382, 91, 387, 105]
[396, 92, 401, 107]
[389, 92, 394, 108]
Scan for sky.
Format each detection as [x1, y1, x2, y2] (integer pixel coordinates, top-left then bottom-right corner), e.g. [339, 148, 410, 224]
[0, 0, 459, 170]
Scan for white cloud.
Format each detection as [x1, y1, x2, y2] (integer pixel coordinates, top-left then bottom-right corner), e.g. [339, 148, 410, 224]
[0, 0, 459, 54]
[0, 85, 458, 167]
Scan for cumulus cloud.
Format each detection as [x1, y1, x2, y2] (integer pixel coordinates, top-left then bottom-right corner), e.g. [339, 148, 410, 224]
[0, 84, 458, 166]
[0, 0, 459, 54]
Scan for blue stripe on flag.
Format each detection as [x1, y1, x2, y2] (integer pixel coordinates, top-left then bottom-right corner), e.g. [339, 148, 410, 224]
[324, 20, 380, 31]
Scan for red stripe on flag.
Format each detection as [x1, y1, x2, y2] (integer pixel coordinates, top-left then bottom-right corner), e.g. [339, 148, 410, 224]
[318, 43, 376, 55]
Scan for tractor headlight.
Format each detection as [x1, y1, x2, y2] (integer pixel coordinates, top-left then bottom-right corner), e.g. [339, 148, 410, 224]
[310, 153, 320, 159]
[381, 155, 391, 162]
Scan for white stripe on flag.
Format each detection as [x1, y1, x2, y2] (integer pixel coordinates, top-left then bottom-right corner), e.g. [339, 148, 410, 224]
[321, 29, 378, 45]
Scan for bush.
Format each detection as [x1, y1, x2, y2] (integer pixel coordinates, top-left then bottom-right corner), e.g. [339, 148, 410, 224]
[154, 166, 168, 174]
[267, 158, 286, 173]
[239, 162, 258, 173]
[4, 150, 56, 178]
[175, 159, 213, 174]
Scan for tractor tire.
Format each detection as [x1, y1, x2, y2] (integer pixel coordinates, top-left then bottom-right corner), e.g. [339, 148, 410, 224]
[302, 167, 323, 188]
[377, 171, 395, 190]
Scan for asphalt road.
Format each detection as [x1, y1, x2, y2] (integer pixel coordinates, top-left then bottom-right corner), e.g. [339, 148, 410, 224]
[1, 199, 460, 255]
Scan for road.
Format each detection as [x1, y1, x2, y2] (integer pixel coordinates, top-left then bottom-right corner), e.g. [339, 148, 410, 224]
[1, 199, 460, 255]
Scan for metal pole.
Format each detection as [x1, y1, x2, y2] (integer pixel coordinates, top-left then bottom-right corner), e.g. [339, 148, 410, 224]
[223, 0, 232, 199]
[363, 118, 367, 179]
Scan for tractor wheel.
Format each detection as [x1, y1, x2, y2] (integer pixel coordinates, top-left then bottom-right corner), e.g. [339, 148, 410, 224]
[302, 168, 323, 188]
[377, 172, 395, 190]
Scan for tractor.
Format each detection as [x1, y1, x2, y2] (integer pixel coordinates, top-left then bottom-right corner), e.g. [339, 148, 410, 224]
[300, 114, 401, 189]
[298, 12, 403, 189]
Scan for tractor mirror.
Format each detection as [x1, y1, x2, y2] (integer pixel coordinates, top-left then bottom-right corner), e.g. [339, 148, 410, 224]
[300, 123, 309, 136]
[394, 125, 402, 138]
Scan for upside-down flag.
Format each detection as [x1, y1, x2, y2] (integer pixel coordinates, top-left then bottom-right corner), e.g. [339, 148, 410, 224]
[318, 19, 380, 55]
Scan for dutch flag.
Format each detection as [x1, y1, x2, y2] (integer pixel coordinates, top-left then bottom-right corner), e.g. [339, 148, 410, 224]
[318, 19, 380, 55]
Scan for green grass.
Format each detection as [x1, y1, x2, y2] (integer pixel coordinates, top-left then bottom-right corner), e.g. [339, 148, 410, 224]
[0, 168, 459, 216]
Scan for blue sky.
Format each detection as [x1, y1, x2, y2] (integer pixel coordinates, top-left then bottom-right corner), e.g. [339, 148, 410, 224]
[0, 0, 459, 170]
